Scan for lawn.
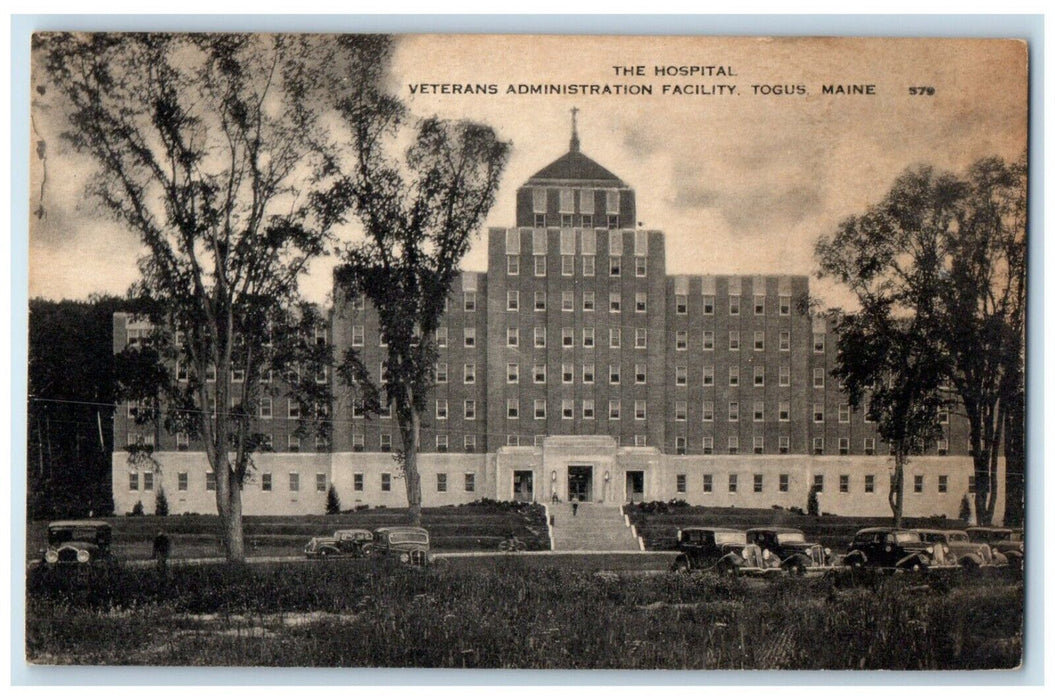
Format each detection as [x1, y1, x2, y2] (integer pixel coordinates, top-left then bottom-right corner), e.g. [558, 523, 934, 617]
[625, 503, 970, 551]
[25, 559, 1022, 669]
[26, 501, 549, 562]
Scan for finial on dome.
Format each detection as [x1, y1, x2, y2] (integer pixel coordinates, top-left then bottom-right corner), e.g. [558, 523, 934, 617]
[570, 106, 580, 152]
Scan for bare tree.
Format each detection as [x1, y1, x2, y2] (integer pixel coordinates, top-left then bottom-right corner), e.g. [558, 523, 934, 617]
[36, 33, 374, 561]
[314, 36, 510, 526]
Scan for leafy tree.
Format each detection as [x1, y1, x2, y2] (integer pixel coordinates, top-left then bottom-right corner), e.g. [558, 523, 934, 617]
[806, 484, 820, 517]
[315, 37, 510, 526]
[155, 486, 170, 517]
[130, 500, 144, 516]
[939, 156, 1026, 525]
[325, 484, 341, 515]
[959, 493, 972, 523]
[35, 33, 379, 561]
[816, 166, 956, 526]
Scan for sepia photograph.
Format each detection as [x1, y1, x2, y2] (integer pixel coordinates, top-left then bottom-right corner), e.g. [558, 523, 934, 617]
[24, 30, 1029, 671]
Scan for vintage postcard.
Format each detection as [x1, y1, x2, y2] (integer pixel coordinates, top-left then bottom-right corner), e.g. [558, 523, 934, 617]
[26, 33, 1027, 670]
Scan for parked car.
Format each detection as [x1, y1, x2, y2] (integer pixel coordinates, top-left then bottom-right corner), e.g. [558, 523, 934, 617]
[671, 527, 781, 576]
[42, 520, 114, 567]
[304, 528, 374, 559]
[966, 527, 1024, 570]
[746, 527, 837, 576]
[915, 528, 1007, 571]
[844, 527, 957, 572]
[372, 526, 433, 566]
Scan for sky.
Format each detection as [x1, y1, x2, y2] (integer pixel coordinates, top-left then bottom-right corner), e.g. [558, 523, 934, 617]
[28, 35, 1028, 308]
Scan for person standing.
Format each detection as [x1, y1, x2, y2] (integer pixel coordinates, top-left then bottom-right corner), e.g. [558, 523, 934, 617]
[152, 530, 171, 576]
[571, 495, 579, 517]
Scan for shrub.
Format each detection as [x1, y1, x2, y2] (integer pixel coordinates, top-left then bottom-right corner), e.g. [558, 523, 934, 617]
[154, 488, 169, 517]
[807, 486, 820, 516]
[959, 494, 972, 522]
[326, 485, 341, 515]
[129, 501, 144, 517]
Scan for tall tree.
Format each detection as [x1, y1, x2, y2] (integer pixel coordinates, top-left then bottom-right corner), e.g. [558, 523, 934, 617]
[940, 156, 1026, 525]
[36, 33, 372, 561]
[314, 36, 510, 526]
[815, 167, 960, 526]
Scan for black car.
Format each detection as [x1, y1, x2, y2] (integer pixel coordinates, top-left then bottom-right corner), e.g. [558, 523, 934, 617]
[844, 527, 956, 572]
[42, 520, 114, 566]
[746, 527, 836, 576]
[671, 527, 781, 576]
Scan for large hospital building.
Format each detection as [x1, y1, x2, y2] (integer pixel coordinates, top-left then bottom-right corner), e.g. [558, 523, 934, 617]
[112, 127, 1001, 522]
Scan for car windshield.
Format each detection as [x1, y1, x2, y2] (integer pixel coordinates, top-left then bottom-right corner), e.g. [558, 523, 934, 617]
[715, 532, 747, 545]
[946, 532, 969, 542]
[776, 532, 806, 544]
[49, 527, 109, 545]
[895, 532, 921, 544]
[389, 531, 429, 545]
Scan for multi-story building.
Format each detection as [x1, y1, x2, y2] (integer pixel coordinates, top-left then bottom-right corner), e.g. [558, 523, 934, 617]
[112, 127, 1001, 521]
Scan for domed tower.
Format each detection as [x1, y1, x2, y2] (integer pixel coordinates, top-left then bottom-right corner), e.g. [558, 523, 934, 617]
[514, 110, 636, 229]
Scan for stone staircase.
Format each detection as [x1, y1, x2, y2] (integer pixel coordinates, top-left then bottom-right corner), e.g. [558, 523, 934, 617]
[548, 502, 642, 551]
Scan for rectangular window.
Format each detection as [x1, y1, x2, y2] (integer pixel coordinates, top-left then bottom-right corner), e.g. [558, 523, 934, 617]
[259, 398, 272, 419]
[839, 403, 850, 423]
[535, 213, 546, 227]
[729, 331, 740, 351]
[635, 328, 647, 349]
[635, 401, 647, 420]
[779, 436, 790, 454]
[635, 292, 647, 313]
[562, 399, 574, 419]
[583, 327, 595, 348]
[703, 366, 714, 386]
[582, 363, 595, 383]
[582, 400, 595, 420]
[813, 333, 825, 353]
[729, 295, 740, 315]
[675, 401, 687, 421]
[465, 435, 477, 452]
[779, 365, 790, 386]
[178, 472, 188, 491]
[507, 255, 520, 275]
[968, 475, 976, 494]
[535, 291, 546, 311]
[676, 366, 687, 386]
[464, 327, 476, 347]
[563, 364, 574, 383]
[562, 255, 575, 276]
[813, 474, 824, 492]
[937, 439, 949, 456]
[461, 362, 476, 384]
[609, 292, 621, 313]
[702, 401, 714, 422]
[609, 328, 621, 348]
[533, 364, 547, 384]
[507, 327, 519, 347]
[937, 475, 949, 493]
[351, 434, 364, 452]
[676, 474, 687, 493]
[434, 362, 448, 384]
[754, 366, 765, 387]
[729, 366, 739, 386]
[464, 291, 477, 312]
[463, 473, 476, 493]
[753, 473, 764, 492]
[728, 401, 739, 422]
[507, 363, 519, 383]
[609, 256, 621, 276]
[436, 473, 448, 492]
[703, 331, 714, 351]
[534, 399, 547, 420]
[676, 331, 688, 350]
[779, 473, 789, 492]
[754, 331, 765, 351]
[380, 434, 392, 452]
[128, 472, 139, 491]
[464, 399, 476, 420]
[780, 295, 791, 315]
[702, 295, 715, 315]
[289, 472, 300, 492]
[582, 292, 595, 312]
[635, 364, 647, 384]
[914, 475, 924, 493]
[702, 437, 713, 455]
[609, 400, 621, 420]
[729, 473, 738, 491]
[813, 367, 826, 388]
[288, 399, 301, 419]
[839, 475, 849, 493]
[353, 473, 363, 491]
[562, 327, 574, 347]
[507, 290, 519, 311]
[703, 473, 713, 492]
[206, 472, 216, 491]
[507, 399, 519, 419]
[534, 255, 546, 276]
[864, 437, 876, 455]
[779, 331, 790, 351]
[839, 437, 850, 455]
[864, 475, 875, 493]
[582, 255, 595, 276]
[813, 438, 824, 455]
[609, 365, 621, 384]
[635, 256, 647, 277]
[813, 403, 825, 423]
[436, 399, 448, 420]
[753, 402, 764, 422]
[754, 295, 765, 315]
[316, 473, 327, 492]
[675, 436, 686, 455]
[676, 294, 688, 314]
[381, 473, 391, 491]
[437, 326, 448, 347]
[288, 435, 301, 453]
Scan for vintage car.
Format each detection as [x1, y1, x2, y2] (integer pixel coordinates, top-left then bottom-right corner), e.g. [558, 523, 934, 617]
[671, 527, 782, 576]
[42, 520, 114, 566]
[746, 527, 837, 576]
[966, 527, 1024, 570]
[372, 526, 432, 566]
[844, 527, 957, 572]
[915, 528, 1007, 571]
[304, 528, 374, 559]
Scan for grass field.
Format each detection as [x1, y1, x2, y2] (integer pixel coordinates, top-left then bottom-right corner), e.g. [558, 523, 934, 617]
[26, 501, 549, 562]
[625, 503, 970, 551]
[25, 558, 1022, 669]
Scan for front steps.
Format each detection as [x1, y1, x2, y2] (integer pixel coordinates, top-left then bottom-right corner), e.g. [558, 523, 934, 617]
[549, 502, 642, 551]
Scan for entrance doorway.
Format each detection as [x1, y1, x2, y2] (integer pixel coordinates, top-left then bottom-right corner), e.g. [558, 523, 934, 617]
[568, 465, 593, 502]
[512, 470, 534, 502]
[625, 471, 645, 502]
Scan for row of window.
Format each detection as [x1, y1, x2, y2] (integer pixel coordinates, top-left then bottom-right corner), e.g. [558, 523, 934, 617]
[129, 471, 329, 493]
[673, 472, 963, 494]
[671, 435, 951, 456]
[127, 433, 329, 452]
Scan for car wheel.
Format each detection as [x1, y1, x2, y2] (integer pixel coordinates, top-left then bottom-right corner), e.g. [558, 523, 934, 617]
[671, 557, 690, 573]
[360, 544, 373, 557]
[717, 560, 737, 578]
[318, 549, 329, 559]
[784, 561, 805, 577]
[960, 558, 980, 575]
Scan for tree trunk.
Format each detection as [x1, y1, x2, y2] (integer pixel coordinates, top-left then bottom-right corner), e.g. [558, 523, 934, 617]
[223, 474, 245, 561]
[889, 453, 905, 528]
[1003, 387, 1025, 527]
[402, 407, 423, 527]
